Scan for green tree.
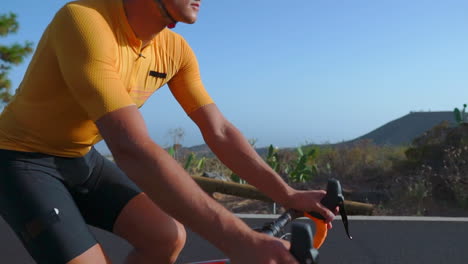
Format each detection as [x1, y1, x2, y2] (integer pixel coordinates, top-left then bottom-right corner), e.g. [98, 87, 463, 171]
[0, 12, 33, 104]
[454, 104, 467, 125]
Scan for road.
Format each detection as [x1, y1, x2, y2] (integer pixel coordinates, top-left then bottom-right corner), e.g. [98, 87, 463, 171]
[1, 215, 467, 264]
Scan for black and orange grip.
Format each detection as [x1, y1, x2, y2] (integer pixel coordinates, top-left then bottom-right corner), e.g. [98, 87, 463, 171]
[305, 179, 352, 249]
[304, 212, 329, 249]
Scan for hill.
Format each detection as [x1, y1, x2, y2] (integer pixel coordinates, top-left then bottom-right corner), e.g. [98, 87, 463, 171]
[350, 111, 456, 146]
[185, 111, 457, 157]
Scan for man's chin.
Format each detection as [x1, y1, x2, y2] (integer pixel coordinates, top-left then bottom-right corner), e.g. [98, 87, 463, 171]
[181, 15, 198, 24]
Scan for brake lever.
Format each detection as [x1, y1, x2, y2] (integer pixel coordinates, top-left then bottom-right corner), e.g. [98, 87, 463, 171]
[304, 179, 352, 248]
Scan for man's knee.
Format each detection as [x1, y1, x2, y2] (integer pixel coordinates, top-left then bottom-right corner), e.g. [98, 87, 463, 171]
[137, 222, 186, 262]
[165, 223, 186, 254]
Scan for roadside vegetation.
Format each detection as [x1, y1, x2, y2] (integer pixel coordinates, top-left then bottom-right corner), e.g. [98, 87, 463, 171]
[168, 106, 468, 217]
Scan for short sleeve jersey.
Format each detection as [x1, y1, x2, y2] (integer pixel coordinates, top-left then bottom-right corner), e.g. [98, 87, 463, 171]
[0, 0, 214, 157]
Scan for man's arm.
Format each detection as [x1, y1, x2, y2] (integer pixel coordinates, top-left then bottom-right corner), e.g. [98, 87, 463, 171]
[189, 104, 335, 220]
[97, 106, 303, 263]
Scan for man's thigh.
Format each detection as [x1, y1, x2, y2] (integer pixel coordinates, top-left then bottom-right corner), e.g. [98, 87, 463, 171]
[72, 153, 143, 232]
[72, 150, 185, 261]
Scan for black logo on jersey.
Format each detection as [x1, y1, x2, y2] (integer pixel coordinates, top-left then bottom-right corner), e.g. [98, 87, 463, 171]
[149, 71, 167, 78]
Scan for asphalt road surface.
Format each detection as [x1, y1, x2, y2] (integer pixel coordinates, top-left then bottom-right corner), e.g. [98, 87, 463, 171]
[1, 215, 467, 264]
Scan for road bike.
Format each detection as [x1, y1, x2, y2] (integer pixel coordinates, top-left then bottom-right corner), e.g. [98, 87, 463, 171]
[185, 179, 353, 264]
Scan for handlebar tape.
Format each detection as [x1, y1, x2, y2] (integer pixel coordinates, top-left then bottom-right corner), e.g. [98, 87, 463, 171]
[304, 213, 328, 249]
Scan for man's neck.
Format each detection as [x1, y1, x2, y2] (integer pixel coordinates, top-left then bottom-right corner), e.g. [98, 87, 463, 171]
[123, 0, 171, 45]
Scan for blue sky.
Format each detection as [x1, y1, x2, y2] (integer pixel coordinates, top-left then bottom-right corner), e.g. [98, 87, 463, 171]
[2, 0, 468, 150]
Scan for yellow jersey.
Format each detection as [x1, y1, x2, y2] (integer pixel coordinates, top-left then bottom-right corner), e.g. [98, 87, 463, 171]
[0, 0, 213, 157]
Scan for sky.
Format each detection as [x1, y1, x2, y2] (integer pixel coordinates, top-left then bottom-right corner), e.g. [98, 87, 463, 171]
[2, 0, 468, 150]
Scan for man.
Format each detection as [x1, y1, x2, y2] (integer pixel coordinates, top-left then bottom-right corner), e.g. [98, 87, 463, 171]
[0, 0, 335, 263]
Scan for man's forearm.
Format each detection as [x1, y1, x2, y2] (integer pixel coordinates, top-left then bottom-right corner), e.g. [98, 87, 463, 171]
[112, 141, 253, 255]
[203, 122, 295, 207]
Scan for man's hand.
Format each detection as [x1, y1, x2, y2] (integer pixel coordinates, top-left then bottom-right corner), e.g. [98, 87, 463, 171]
[287, 189, 338, 228]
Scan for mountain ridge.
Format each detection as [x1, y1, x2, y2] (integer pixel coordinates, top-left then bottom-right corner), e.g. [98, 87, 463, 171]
[185, 111, 457, 155]
[350, 111, 455, 146]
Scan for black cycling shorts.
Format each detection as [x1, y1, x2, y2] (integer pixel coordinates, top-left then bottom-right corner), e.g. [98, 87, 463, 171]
[0, 147, 142, 264]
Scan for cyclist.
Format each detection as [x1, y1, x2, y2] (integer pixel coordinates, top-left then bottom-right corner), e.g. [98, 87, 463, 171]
[0, 0, 335, 263]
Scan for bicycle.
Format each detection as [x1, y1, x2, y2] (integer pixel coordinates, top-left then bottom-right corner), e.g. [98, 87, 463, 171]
[185, 179, 353, 264]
